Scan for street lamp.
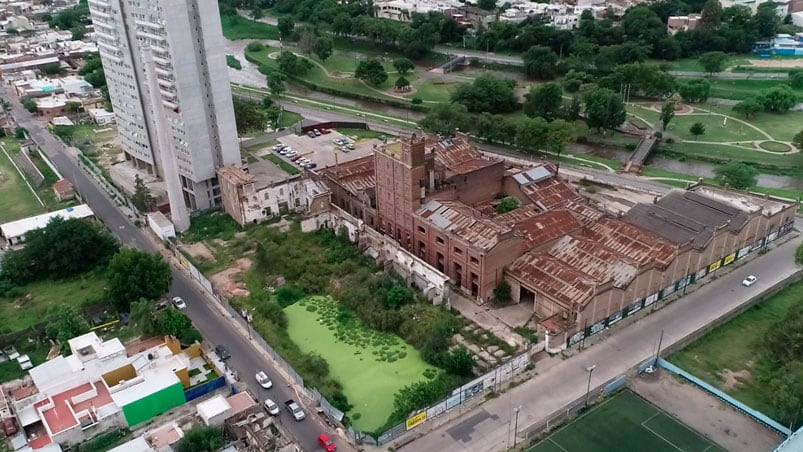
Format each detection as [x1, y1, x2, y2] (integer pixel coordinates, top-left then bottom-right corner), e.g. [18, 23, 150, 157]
[246, 312, 253, 340]
[513, 406, 521, 447]
[585, 365, 596, 408]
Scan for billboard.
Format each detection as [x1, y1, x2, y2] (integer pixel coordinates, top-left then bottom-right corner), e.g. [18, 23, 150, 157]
[723, 253, 736, 266]
[406, 411, 427, 431]
[709, 260, 721, 272]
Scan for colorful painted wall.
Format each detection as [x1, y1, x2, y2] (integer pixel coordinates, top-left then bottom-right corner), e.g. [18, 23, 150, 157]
[121, 382, 186, 426]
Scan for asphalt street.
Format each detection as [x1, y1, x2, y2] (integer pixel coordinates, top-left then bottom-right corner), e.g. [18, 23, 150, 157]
[1, 85, 339, 452]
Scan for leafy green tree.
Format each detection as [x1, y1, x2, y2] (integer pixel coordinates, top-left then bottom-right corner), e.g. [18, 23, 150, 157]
[385, 284, 413, 309]
[332, 13, 352, 36]
[689, 121, 706, 136]
[419, 103, 472, 136]
[769, 362, 803, 430]
[444, 347, 475, 377]
[276, 51, 313, 76]
[789, 71, 803, 89]
[265, 104, 282, 127]
[155, 309, 201, 343]
[393, 58, 415, 75]
[232, 97, 268, 134]
[177, 426, 224, 452]
[545, 119, 575, 156]
[757, 85, 797, 112]
[523, 46, 559, 80]
[47, 306, 89, 353]
[396, 24, 439, 60]
[732, 99, 762, 119]
[41, 63, 62, 75]
[698, 51, 727, 75]
[355, 59, 388, 86]
[106, 249, 172, 312]
[477, 0, 497, 9]
[562, 70, 591, 93]
[752, 2, 779, 38]
[562, 96, 582, 121]
[250, 7, 263, 21]
[451, 76, 517, 114]
[21, 97, 37, 113]
[312, 37, 333, 62]
[395, 76, 410, 90]
[583, 87, 626, 133]
[714, 162, 757, 189]
[515, 117, 550, 154]
[131, 174, 155, 212]
[268, 73, 285, 96]
[130, 299, 157, 336]
[699, 0, 723, 30]
[496, 197, 519, 213]
[0, 218, 119, 284]
[660, 101, 675, 130]
[794, 129, 803, 150]
[494, 280, 511, 303]
[298, 30, 316, 55]
[70, 25, 86, 41]
[277, 16, 294, 40]
[524, 83, 562, 120]
[14, 127, 26, 140]
[678, 79, 710, 103]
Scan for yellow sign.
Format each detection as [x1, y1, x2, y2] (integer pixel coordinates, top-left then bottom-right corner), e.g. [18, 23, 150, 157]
[180, 256, 190, 268]
[709, 260, 721, 272]
[406, 411, 427, 431]
[723, 253, 736, 265]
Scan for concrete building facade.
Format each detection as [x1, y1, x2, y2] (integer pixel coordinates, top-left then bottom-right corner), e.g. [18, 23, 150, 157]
[87, 0, 240, 230]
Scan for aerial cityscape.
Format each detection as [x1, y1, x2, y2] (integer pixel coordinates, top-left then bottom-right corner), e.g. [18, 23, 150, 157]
[0, 0, 802, 450]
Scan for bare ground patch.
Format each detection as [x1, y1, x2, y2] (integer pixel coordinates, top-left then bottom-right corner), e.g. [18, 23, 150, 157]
[746, 58, 803, 68]
[181, 242, 217, 263]
[210, 258, 252, 298]
[720, 368, 752, 391]
[630, 370, 782, 452]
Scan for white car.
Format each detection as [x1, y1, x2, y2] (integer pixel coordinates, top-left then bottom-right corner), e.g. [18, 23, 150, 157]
[172, 296, 187, 310]
[285, 151, 298, 158]
[742, 275, 757, 287]
[263, 398, 280, 416]
[256, 371, 273, 389]
[279, 147, 292, 155]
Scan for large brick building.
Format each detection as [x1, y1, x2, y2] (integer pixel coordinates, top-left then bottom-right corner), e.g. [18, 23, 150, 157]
[322, 133, 797, 345]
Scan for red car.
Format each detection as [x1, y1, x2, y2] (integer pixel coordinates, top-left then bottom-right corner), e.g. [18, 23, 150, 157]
[320, 128, 332, 134]
[318, 434, 336, 452]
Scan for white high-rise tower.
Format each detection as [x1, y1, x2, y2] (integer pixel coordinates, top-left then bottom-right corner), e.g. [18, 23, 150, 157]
[88, 0, 240, 230]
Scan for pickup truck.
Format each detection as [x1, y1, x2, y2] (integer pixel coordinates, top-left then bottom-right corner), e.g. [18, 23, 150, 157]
[285, 399, 306, 421]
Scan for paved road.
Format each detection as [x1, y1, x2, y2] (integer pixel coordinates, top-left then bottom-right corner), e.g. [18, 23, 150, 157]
[402, 232, 802, 452]
[0, 85, 342, 452]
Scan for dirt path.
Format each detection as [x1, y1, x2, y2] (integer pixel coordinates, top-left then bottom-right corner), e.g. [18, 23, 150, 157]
[630, 370, 782, 452]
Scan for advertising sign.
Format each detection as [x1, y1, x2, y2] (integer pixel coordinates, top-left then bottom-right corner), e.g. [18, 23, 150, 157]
[568, 330, 584, 347]
[406, 412, 427, 431]
[709, 260, 721, 272]
[723, 253, 736, 266]
[737, 246, 750, 259]
[644, 292, 658, 307]
[608, 311, 623, 326]
[626, 299, 643, 316]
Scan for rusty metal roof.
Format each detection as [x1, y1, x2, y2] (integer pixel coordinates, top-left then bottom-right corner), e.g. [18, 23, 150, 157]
[432, 139, 500, 178]
[416, 199, 510, 251]
[549, 235, 637, 288]
[513, 209, 583, 249]
[322, 155, 376, 196]
[587, 217, 676, 268]
[520, 176, 583, 211]
[509, 253, 595, 308]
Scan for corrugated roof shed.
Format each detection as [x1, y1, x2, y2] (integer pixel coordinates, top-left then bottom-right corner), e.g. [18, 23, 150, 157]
[417, 199, 510, 251]
[509, 253, 595, 308]
[322, 155, 376, 196]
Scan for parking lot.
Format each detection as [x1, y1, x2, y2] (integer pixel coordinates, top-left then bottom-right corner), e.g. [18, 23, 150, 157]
[274, 129, 383, 170]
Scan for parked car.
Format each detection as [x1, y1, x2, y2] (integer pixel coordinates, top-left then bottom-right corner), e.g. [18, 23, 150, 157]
[307, 131, 316, 138]
[318, 434, 337, 452]
[291, 155, 303, 161]
[297, 158, 311, 165]
[333, 138, 346, 145]
[172, 296, 187, 310]
[742, 275, 757, 287]
[118, 312, 130, 326]
[155, 299, 170, 311]
[285, 151, 298, 158]
[305, 162, 317, 169]
[346, 144, 355, 150]
[214, 345, 231, 361]
[264, 399, 280, 416]
[313, 129, 321, 136]
[279, 147, 292, 155]
[256, 371, 273, 389]
[285, 400, 305, 421]
[320, 128, 332, 134]
[272, 144, 287, 151]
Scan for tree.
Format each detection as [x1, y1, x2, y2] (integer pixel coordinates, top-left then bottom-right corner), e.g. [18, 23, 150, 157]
[419, 103, 471, 136]
[385, 284, 413, 309]
[106, 248, 172, 312]
[332, 13, 352, 36]
[14, 127, 26, 140]
[769, 362, 803, 430]
[268, 73, 285, 96]
[789, 70, 803, 89]
[583, 87, 626, 133]
[396, 24, 439, 60]
[355, 59, 388, 86]
[250, 7, 263, 21]
[477, 0, 497, 10]
[795, 241, 803, 266]
[21, 97, 37, 113]
[494, 280, 511, 303]
[393, 58, 415, 75]
[131, 299, 156, 336]
[276, 52, 313, 76]
[698, 51, 727, 75]
[689, 121, 706, 136]
[758, 85, 797, 112]
[496, 197, 519, 213]
[732, 99, 762, 119]
[395, 76, 410, 90]
[713, 162, 757, 189]
[0, 218, 119, 284]
[699, 0, 723, 30]
[41, 63, 62, 75]
[312, 37, 333, 62]
[298, 30, 316, 55]
[752, 2, 779, 38]
[794, 129, 803, 150]
[545, 119, 575, 156]
[678, 79, 711, 103]
[65, 101, 81, 113]
[766, 297, 803, 365]
[70, 24, 86, 41]
[232, 97, 268, 134]
[177, 426, 224, 452]
[277, 16, 294, 40]
[515, 117, 550, 154]
[562, 96, 582, 121]
[524, 83, 563, 120]
[265, 104, 282, 127]
[131, 174, 155, 212]
[46, 306, 89, 353]
[523, 46, 559, 79]
[660, 101, 675, 130]
[451, 76, 517, 114]
[443, 347, 474, 377]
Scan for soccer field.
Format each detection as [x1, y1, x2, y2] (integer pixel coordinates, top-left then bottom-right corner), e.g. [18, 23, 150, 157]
[528, 390, 726, 452]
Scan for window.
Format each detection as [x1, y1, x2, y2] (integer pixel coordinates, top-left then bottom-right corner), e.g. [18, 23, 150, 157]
[470, 256, 479, 265]
[436, 236, 444, 245]
[418, 226, 426, 234]
[454, 247, 463, 255]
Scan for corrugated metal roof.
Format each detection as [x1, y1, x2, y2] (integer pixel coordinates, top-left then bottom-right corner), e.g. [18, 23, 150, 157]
[416, 200, 510, 251]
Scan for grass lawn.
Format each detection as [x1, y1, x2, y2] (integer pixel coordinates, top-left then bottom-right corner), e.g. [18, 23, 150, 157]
[669, 280, 803, 419]
[0, 138, 45, 223]
[661, 141, 803, 172]
[0, 270, 108, 334]
[182, 210, 242, 243]
[654, 56, 750, 72]
[285, 296, 435, 432]
[226, 54, 242, 70]
[336, 128, 392, 140]
[264, 154, 300, 175]
[707, 78, 803, 102]
[408, 78, 461, 103]
[278, 110, 302, 128]
[758, 141, 792, 152]
[220, 13, 279, 40]
[0, 340, 51, 383]
[712, 107, 803, 143]
[528, 390, 724, 452]
[666, 114, 767, 142]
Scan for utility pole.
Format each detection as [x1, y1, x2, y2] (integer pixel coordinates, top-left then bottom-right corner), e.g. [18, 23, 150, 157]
[585, 365, 596, 408]
[513, 406, 521, 447]
[654, 329, 665, 363]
